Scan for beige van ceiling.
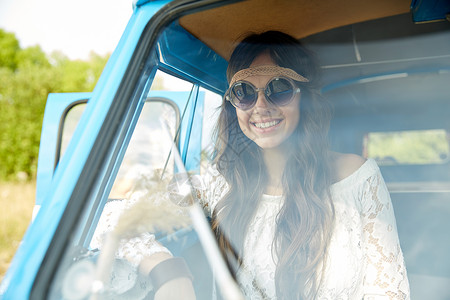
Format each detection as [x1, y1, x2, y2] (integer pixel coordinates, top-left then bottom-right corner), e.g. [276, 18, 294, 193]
[179, 0, 411, 60]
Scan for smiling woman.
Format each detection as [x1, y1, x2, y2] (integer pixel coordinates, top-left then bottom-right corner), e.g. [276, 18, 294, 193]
[232, 61, 302, 150]
[210, 30, 408, 299]
[2, 1, 450, 300]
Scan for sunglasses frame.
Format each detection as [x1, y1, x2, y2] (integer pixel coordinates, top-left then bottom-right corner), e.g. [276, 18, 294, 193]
[225, 76, 300, 110]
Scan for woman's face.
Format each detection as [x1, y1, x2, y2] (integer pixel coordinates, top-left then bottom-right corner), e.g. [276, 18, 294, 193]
[235, 53, 301, 150]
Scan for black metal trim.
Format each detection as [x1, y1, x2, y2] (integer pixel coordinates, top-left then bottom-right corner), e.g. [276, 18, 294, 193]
[54, 99, 89, 170]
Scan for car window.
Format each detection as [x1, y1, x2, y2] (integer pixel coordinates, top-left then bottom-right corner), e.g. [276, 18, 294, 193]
[46, 66, 223, 299]
[364, 129, 449, 166]
[55, 94, 180, 200]
[58, 102, 87, 163]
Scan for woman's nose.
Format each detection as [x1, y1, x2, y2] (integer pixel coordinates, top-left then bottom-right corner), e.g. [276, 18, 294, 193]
[254, 90, 271, 109]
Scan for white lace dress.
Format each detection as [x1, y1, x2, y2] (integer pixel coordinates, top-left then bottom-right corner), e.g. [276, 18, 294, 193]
[198, 158, 410, 300]
[92, 158, 410, 299]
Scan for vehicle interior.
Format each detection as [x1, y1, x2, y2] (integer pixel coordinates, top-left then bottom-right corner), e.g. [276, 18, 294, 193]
[30, 0, 450, 299]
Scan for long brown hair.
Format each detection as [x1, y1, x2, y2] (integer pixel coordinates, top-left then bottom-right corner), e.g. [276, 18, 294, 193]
[211, 31, 335, 299]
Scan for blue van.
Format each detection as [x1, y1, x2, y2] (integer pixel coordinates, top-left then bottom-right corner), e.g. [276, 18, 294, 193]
[1, 0, 450, 299]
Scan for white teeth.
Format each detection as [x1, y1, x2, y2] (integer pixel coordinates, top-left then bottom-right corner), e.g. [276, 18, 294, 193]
[253, 120, 280, 129]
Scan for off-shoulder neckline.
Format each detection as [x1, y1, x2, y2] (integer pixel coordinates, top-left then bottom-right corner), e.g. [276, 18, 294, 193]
[261, 159, 379, 199]
[261, 193, 284, 201]
[330, 158, 379, 191]
[210, 158, 379, 198]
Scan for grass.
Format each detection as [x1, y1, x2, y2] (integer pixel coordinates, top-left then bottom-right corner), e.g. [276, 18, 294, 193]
[0, 181, 35, 282]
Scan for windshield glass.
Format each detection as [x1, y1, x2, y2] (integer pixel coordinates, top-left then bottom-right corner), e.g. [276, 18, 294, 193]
[44, 3, 450, 300]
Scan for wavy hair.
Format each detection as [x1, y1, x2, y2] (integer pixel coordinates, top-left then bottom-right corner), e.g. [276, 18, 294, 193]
[211, 31, 335, 299]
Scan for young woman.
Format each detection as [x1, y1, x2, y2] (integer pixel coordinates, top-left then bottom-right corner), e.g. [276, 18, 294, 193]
[95, 31, 410, 300]
[200, 31, 410, 299]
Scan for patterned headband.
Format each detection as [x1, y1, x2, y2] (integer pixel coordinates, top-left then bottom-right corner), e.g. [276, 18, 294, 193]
[229, 65, 309, 86]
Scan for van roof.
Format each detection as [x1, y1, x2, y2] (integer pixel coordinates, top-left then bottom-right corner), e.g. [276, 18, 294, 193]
[179, 0, 411, 59]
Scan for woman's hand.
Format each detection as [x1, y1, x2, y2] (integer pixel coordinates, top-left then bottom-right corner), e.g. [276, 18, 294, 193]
[139, 252, 196, 300]
[154, 277, 196, 300]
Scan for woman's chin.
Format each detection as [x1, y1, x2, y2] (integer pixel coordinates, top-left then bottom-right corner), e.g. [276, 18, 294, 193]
[253, 137, 284, 150]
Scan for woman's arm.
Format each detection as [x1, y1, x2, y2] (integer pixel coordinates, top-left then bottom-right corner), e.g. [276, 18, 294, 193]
[360, 170, 410, 299]
[140, 252, 196, 300]
[91, 199, 196, 299]
[91, 166, 228, 299]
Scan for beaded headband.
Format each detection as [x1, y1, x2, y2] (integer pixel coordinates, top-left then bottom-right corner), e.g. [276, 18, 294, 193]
[229, 65, 309, 86]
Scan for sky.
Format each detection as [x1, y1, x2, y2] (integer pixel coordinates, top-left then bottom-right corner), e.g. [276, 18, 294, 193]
[0, 0, 133, 60]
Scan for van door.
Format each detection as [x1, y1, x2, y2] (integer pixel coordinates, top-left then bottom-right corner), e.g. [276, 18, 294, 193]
[34, 90, 204, 217]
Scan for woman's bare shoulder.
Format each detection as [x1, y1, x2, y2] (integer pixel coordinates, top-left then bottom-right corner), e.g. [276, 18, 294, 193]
[330, 152, 366, 183]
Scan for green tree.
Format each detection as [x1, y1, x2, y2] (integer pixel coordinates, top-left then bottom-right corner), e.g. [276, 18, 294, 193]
[0, 29, 109, 181]
[16, 45, 51, 69]
[51, 51, 110, 92]
[0, 29, 20, 70]
[0, 44, 55, 180]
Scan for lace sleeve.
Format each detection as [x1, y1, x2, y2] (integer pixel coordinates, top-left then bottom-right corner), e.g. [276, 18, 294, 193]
[91, 165, 229, 269]
[90, 199, 172, 267]
[193, 164, 229, 217]
[360, 171, 410, 300]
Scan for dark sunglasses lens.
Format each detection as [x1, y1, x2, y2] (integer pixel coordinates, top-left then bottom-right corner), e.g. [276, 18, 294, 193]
[266, 78, 295, 105]
[231, 82, 256, 109]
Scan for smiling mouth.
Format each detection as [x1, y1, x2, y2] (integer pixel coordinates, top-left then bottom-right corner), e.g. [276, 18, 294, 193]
[252, 120, 282, 129]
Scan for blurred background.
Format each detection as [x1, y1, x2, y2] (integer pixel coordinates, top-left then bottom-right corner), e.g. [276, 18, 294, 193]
[0, 0, 132, 280]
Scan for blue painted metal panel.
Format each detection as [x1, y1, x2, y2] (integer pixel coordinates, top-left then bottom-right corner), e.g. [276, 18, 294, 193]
[35, 93, 91, 208]
[34, 88, 204, 216]
[134, 0, 155, 8]
[411, 0, 450, 23]
[158, 22, 228, 93]
[0, 2, 170, 299]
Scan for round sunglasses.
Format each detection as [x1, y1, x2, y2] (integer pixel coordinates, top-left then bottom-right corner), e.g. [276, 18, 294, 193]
[225, 77, 300, 110]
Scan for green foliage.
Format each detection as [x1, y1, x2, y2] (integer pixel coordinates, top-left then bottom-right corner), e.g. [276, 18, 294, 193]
[0, 29, 109, 181]
[16, 45, 51, 69]
[50, 51, 110, 92]
[367, 130, 449, 165]
[0, 29, 20, 70]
